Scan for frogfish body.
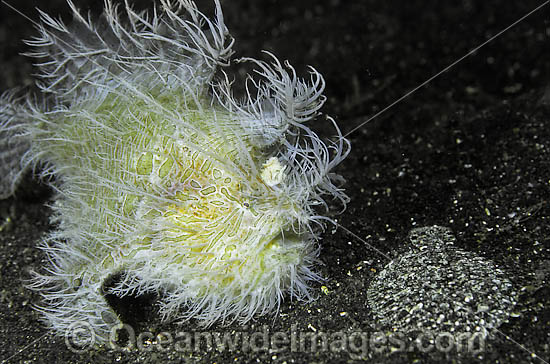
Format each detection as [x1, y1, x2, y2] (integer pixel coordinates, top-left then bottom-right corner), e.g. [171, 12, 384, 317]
[0, 0, 349, 343]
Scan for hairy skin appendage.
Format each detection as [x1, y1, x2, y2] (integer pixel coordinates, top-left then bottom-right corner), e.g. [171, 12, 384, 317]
[0, 0, 349, 343]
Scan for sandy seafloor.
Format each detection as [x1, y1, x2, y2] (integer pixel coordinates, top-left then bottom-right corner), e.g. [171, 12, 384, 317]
[1, 0, 549, 363]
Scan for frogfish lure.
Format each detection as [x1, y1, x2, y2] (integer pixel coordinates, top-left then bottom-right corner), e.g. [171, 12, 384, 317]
[0, 0, 349, 343]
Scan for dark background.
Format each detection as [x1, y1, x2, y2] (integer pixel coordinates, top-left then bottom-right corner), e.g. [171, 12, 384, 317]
[1, 1, 549, 363]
